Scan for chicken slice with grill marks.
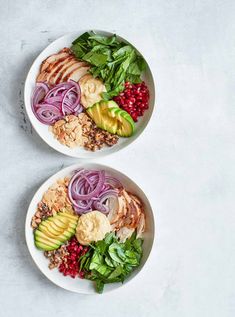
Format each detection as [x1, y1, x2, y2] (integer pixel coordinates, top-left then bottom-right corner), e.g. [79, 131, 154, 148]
[107, 189, 145, 242]
[53, 61, 88, 84]
[36, 48, 90, 85]
[47, 57, 76, 84]
[108, 194, 127, 225]
[39, 48, 71, 73]
[63, 66, 90, 83]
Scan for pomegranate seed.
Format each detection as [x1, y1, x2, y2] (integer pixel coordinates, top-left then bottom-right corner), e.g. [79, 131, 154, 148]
[113, 81, 149, 122]
[57, 237, 89, 279]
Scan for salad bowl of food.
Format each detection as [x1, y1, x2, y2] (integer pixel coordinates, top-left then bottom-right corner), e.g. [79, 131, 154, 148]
[24, 30, 155, 158]
[25, 163, 155, 294]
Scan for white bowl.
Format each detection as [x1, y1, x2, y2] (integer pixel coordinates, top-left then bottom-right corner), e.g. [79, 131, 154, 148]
[25, 163, 155, 294]
[24, 30, 156, 158]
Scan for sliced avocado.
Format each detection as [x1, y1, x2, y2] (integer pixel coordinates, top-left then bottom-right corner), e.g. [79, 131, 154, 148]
[64, 226, 76, 235]
[35, 237, 60, 249]
[102, 113, 118, 134]
[39, 224, 70, 240]
[87, 102, 108, 131]
[86, 100, 119, 134]
[40, 218, 76, 239]
[100, 100, 118, 109]
[39, 224, 62, 238]
[54, 215, 70, 225]
[42, 220, 75, 236]
[39, 219, 76, 239]
[87, 103, 102, 127]
[46, 218, 76, 235]
[86, 100, 134, 137]
[58, 212, 78, 222]
[35, 240, 56, 251]
[56, 216, 77, 229]
[34, 230, 62, 245]
[57, 212, 78, 224]
[108, 108, 135, 137]
[38, 220, 65, 234]
[47, 217, 70, 229]
[34, 212, 78, 251]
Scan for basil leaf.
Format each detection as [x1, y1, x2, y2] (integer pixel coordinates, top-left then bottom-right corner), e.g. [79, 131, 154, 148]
[79, 249, 93, 270]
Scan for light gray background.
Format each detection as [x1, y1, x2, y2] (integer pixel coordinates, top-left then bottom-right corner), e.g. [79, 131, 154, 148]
[0, 0, 234, 316]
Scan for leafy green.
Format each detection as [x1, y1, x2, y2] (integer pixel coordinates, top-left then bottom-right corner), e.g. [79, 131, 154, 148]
[96, 279, 104, 294]
[78, 232, 143, 293]
[104, 255, 115, 267]
[104, 232, 115, 244]
[71, 31, 146, 99]
[108, 265, 123, 279]
[89, 251, 103, 270]
[82, 52, 108, 66]
[108, 243, 125, 264]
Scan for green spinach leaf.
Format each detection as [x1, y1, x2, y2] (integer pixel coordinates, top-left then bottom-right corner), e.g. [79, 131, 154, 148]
[82, 231, 143, 293]
[71, 31, 145, 97]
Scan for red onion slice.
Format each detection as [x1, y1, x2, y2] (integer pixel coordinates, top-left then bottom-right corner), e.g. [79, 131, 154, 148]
[93, 190, 118, 214]
[35, 104, 62, 125]
[68, 169, 121, 215]
[31, 81, 83, 125]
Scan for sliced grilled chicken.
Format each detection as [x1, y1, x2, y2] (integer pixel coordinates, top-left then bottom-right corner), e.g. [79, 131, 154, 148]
[47, 56, 76, 84]
[40, 48, 71, 73]
[116, 227, 135, 243]
[108, 189, 145, 240]
[36, 48, 90, 85]
[53, 61, 87, 85]
[136, 213, 145, 239]
[63, 66, 90, 82]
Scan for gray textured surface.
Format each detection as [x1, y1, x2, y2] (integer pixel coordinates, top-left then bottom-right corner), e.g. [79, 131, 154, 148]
[0, 0, 234, 316]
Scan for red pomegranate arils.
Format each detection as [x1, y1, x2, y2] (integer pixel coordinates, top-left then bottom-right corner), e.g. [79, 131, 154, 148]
[114, 81, 150, 122]
[58, 237, 88, 279]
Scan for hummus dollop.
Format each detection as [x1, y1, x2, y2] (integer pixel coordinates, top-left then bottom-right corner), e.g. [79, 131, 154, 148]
[76, 210, 111, 245]
[79, 74, 106, 108]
